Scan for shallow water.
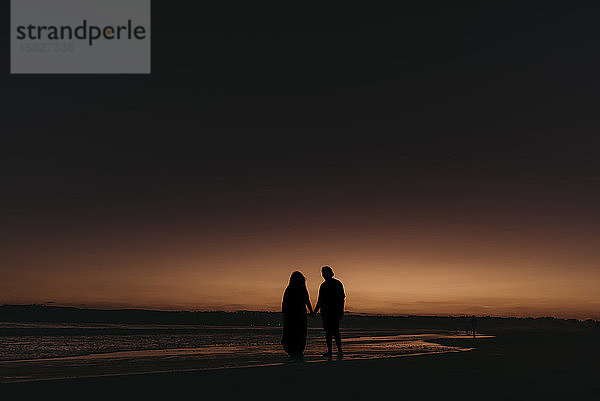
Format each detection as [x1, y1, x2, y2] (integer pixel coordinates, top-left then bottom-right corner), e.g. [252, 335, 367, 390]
[0, 323, 481, 383]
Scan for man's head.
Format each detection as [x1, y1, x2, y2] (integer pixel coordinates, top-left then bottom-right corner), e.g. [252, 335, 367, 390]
[321, 265, 334, 280]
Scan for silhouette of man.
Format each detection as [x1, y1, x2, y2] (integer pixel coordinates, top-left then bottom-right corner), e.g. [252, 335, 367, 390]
[314, 265, 345, 358]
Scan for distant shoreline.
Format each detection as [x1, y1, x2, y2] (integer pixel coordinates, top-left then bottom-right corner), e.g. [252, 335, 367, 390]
[1, 305, 598, 331]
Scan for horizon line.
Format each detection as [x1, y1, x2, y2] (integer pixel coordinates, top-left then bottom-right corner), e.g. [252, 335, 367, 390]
[3, 304, 598, 322]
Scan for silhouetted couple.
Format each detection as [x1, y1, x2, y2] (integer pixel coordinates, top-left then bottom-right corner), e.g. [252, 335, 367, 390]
[281, 265, 345, 360]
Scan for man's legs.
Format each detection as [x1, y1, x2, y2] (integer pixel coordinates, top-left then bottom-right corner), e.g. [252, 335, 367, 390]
[332, 320, 342, 354]
[323, 315, 342, 356]
[325, 327, 333, 354]
[322, 314, 333, 356]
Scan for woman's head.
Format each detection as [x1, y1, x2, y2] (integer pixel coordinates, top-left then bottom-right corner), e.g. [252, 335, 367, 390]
[288, 271, 306, 288]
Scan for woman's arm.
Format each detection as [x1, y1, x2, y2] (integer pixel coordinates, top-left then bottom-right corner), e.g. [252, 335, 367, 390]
[304, 289, 314, 314]
[282, 289, 288, 313]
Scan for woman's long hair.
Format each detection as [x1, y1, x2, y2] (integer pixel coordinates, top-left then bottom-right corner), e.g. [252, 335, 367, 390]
[288, 271, 306, 289]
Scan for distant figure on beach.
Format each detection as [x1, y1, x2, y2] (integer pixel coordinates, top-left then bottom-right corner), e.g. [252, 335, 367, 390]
[314, 265, 345, 358]
[281, 271, 313, 359]
[471, 315, 477, 338]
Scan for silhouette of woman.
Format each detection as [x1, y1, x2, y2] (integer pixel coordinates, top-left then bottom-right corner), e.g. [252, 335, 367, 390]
[281, 271, 313, 359]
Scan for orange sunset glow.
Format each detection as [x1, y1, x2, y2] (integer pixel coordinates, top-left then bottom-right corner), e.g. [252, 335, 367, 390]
[3, 160, 599, 320]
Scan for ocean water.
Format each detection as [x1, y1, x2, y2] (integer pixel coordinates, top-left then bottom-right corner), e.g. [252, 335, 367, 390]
[0, 322, 475, 383]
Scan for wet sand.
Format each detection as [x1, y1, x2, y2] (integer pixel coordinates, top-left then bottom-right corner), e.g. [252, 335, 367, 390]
[0, 330, 477, 383]
[4, 329, 599, 400]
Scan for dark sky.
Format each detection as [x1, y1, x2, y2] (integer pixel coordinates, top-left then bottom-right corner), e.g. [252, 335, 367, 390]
[2, 3, 600, 317]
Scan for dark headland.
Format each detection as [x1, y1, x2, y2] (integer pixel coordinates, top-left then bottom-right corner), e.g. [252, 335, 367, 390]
[1, 304, 598, 331]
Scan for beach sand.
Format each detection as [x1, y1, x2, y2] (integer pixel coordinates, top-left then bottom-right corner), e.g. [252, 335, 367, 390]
[4, 329, 599, 400]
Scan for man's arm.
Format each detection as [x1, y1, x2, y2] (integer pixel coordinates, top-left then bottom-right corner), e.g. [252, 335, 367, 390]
[338, 282, 345, 316]
[314, 285, 322, 313]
